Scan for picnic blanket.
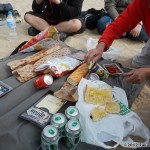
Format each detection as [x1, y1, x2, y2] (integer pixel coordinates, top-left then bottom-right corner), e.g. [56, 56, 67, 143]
[0, 44, 145, 150]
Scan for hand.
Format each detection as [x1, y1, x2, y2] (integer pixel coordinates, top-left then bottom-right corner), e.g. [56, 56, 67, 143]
[130, 24, 142, 37]
[84, 42, 106, 64]
[123, 68, 150, 84]
[122, 32, 126, 37]
[36, 0, 44, 4]
[51, 0, 61, 4]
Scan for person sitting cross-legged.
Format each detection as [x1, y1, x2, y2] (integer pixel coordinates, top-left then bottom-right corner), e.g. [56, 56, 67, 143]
[24, 0, 85, 41]
[97, 0, 149, 43]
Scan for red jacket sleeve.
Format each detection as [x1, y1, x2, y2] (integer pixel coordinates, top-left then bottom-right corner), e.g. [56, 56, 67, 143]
[99, 0, 141, 51]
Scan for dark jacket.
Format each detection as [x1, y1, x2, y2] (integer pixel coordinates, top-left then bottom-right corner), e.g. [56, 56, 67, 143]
[105, 0, 133, 20]
[32, 0, 83, 24]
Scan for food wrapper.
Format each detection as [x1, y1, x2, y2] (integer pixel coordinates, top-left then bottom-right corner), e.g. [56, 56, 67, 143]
[19, 38, 59, 53]
[18, 26, 59, 52]
[35, 56, 81, 77]
[54, 81, 78, 102]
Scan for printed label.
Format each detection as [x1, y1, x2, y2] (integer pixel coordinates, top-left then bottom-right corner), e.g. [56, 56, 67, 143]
[7, 21, 16, 29]
[69, 109, 75, 114]
[116, 100, 131, 115]
[55, 116, 61, 121]
[72, 122, 77, 127]
[48, 129, 55, 135]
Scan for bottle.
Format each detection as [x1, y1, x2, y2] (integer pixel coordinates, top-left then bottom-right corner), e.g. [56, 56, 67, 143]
[6, 11, 18, 40]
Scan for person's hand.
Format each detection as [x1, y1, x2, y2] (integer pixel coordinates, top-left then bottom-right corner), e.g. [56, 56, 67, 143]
[123, 68, 150, 84]
[36, 0, 44, 4]
[122, 32, 126, 37]
[51, 0, 61, 4]
[84, 42, 106, 64]
[130, 24, 142, 37]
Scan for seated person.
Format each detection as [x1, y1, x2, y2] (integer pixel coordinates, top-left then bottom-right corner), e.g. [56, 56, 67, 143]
[85, 0, 150, 85]
[97, 0, 149, 42]
[24, 0, 85, 39]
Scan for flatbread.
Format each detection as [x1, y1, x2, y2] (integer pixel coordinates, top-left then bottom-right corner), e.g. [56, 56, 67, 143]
[105, 102, 120, 114]
[85, 85, 113, 105]
[91, 107, 107, 122]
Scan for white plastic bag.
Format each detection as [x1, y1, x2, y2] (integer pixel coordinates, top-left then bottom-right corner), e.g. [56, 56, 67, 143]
[102, 47, 122, 61]
[86, 38, 121, 61]
[76, 78, 150, 149]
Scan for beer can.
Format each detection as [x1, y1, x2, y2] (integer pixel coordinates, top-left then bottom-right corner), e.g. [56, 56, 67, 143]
[34, 75, 53, 89]
[65, 120, 81, 149]
[41, 125, 59, 150]
[51, 113, 67, 136]
[65, 106, 79, 120]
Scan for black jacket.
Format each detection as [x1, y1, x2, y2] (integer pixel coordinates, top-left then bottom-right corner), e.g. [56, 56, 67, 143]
[32, 0, 83, 24]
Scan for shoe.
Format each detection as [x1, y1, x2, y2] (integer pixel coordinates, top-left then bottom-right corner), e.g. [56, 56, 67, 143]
[58, 32, 68, 42]
[28, 27, 40, 36]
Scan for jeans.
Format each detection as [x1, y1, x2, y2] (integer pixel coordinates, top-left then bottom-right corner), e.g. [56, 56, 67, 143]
[97, 15, 149, 42]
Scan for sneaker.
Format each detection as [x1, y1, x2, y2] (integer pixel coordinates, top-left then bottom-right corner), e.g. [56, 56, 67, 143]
[58, 32, 68, 42]
[28, 27, 40, 36]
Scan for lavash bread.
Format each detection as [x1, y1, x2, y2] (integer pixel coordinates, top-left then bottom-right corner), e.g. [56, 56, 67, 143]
[91, 107, 107, 122]
[85, 85, 113, 105]
[12, 64, 37, 82]
[67, 63, 89, 86]
[105, 102, 120, 114]
[7, 44, 72, 83]
[7, 45, 61, 70]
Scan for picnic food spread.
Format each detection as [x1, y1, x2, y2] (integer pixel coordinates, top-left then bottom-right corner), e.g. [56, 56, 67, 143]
[3, 36, 149, 150]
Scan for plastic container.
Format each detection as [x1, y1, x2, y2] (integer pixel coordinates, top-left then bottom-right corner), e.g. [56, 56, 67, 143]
[6, 11, 18, 40]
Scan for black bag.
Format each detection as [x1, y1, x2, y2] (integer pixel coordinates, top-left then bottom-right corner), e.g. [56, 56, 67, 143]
[0, 3, 13, 13]
[10, 41, 28, 56]
[81, 8, 107, 30]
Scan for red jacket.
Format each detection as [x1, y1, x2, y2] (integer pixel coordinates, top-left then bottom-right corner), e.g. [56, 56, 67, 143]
[99, 0, 150, 51]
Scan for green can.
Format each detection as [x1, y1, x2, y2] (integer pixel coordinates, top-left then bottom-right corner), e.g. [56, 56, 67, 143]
[65, 120, 81, 149]
[41, 125, 59, 150]
[51, 113, 67, 136]
[65, 106, 79, 120]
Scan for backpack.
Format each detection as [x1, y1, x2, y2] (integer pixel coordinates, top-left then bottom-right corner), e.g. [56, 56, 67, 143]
[81, 8, 107, 30]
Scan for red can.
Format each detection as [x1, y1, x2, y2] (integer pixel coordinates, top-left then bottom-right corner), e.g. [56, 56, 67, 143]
[34, 75, 53, 89]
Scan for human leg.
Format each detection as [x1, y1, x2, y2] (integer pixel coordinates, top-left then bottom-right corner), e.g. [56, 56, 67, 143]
[24, 12, 50, 31]
[132, 39, 150, 68]
[97, 15, 113, 34]
[55, 18, 85, 34]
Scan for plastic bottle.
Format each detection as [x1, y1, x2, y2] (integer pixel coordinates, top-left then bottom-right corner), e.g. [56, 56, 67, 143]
[6, 11, 18, 40]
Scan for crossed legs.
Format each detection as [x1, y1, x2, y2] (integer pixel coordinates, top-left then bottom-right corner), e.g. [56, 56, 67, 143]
[24, 13, 83, 34]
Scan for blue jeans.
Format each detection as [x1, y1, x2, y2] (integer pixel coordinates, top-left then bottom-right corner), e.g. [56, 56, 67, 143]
[97, 15, 149, 42]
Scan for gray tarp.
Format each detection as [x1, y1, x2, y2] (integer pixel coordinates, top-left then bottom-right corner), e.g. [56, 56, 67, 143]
[0, 46, 144, 150]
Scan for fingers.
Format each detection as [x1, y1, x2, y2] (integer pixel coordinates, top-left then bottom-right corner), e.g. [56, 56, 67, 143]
[123, 71, 134, 76]
[84, 50, 93, 65]
[84, 49, 101, 65]
[124, 74, 136, 83]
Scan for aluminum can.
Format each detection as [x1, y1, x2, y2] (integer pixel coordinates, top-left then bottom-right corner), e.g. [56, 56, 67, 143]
[34, 75, 53, 89]
[92, 64, 109, 79]
[51, 113, 67, 136]
[65, 120, 81, 149]
[65, 106, 79, 120]
[41, 125, 59, 150]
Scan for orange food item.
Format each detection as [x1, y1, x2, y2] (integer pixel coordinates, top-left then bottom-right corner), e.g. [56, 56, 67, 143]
[67, 63, 89, 86]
